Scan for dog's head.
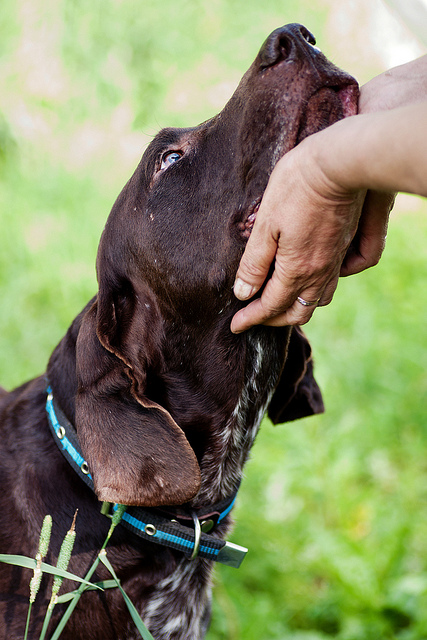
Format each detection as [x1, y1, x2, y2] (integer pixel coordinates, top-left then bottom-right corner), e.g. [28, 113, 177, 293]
[97, 24, 357, 321]
[72, 25, 358, 506]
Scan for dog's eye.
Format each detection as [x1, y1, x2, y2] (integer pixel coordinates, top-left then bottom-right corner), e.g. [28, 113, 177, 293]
[160, 151, 183, 171]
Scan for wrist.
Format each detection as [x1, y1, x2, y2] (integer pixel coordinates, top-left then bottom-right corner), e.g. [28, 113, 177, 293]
[296, 122, 361, 202]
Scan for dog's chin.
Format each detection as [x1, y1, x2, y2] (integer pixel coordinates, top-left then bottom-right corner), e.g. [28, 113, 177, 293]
[296, 83, 359, 144]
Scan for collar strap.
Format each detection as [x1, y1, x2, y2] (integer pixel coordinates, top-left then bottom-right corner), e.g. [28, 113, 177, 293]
[45, 387, 247, 568]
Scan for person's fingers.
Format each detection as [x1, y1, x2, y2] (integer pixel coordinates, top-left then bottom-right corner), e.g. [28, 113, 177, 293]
[231, 272, 298, 333]
[233, 216, 278, 301]
[231, 298, 269, 333]
[259, 283, 326, 327]
[231, 262, 326, 332]
[231, 295, 317, 332]
[265, 293, 320, 326]
[231, 258, 343, 332]
[340, 190, 394, 276]
[318, 273, 339, 307]
[262, 273, 341, 326]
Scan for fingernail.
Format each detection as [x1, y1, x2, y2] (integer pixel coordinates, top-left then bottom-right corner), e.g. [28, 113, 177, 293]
[233, 278, 255, 300]
[230, 313, 245, 334]
[230, 322, 242, 334]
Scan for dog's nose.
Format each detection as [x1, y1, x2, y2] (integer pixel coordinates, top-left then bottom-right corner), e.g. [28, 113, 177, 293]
[259, 23, 318, 68]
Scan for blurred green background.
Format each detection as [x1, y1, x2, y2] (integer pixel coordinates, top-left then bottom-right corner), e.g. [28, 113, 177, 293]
[1, 0, 427, 638]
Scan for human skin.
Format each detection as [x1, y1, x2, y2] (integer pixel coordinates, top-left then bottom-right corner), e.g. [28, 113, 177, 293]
[231, 56, 427, 333]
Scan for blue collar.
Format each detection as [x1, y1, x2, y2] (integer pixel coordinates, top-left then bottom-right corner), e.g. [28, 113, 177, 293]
[45, 386, 247, 568]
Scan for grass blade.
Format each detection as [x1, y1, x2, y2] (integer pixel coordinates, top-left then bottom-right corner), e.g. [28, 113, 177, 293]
[49, 555, 102, 640]
[56, 580, 117, 604]
[0, 555, 102, 590]
[98, 551, 155, 640]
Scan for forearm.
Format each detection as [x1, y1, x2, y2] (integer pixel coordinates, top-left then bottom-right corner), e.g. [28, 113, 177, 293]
[359, 55, 427, 113]
[310, 102, 427, 198]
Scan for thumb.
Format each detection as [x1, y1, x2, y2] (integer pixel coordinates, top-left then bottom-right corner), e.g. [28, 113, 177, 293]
[234, 220, 278, 300]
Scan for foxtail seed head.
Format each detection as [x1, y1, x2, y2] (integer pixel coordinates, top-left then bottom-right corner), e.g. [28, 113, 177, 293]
[106, 504, 127, 542]
[29, 515, 53, 604]
[48, 510, 78, 610]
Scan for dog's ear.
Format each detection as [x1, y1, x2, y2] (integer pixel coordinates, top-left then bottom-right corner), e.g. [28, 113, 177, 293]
[268, 326, 324, 424]
[75, 276, 201, 507]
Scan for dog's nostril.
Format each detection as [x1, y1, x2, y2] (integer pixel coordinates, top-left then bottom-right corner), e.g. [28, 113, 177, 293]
[277, 35, 292, 61]
[259, 24, 318, 69]
[260, 29, 293, 68]
[299, 25, 316, 47]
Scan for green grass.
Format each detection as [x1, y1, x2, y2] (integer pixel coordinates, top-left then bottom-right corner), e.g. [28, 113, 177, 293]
[1, 1, 427, 638]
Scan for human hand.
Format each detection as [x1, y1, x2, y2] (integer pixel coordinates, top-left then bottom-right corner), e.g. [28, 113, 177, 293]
[230, 124, 392, 333]
[230, 135, 363, 333]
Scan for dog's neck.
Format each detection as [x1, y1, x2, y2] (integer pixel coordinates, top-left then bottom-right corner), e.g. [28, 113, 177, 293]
[195, 328, 288, 504]
[48, 305, 289, 507]
[148, 311, 290, 504]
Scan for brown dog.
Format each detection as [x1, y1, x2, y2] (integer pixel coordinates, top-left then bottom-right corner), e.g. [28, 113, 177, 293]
[0, 24, 357, 639]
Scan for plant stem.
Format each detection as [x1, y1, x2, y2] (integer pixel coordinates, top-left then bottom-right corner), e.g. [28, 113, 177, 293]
[48, 555, 101, 640]
[24, 602, 32, 640]
[39, 608, 53, 640]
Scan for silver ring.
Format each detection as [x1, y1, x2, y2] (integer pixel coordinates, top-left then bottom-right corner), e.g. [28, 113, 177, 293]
[297, 296, 320, 307]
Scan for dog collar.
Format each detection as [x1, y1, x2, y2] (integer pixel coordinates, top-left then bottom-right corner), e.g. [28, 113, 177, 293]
[45, 386, 247, 568]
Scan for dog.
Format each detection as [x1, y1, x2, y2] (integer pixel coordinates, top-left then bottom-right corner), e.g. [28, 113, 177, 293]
[0, 23, 358, 640]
